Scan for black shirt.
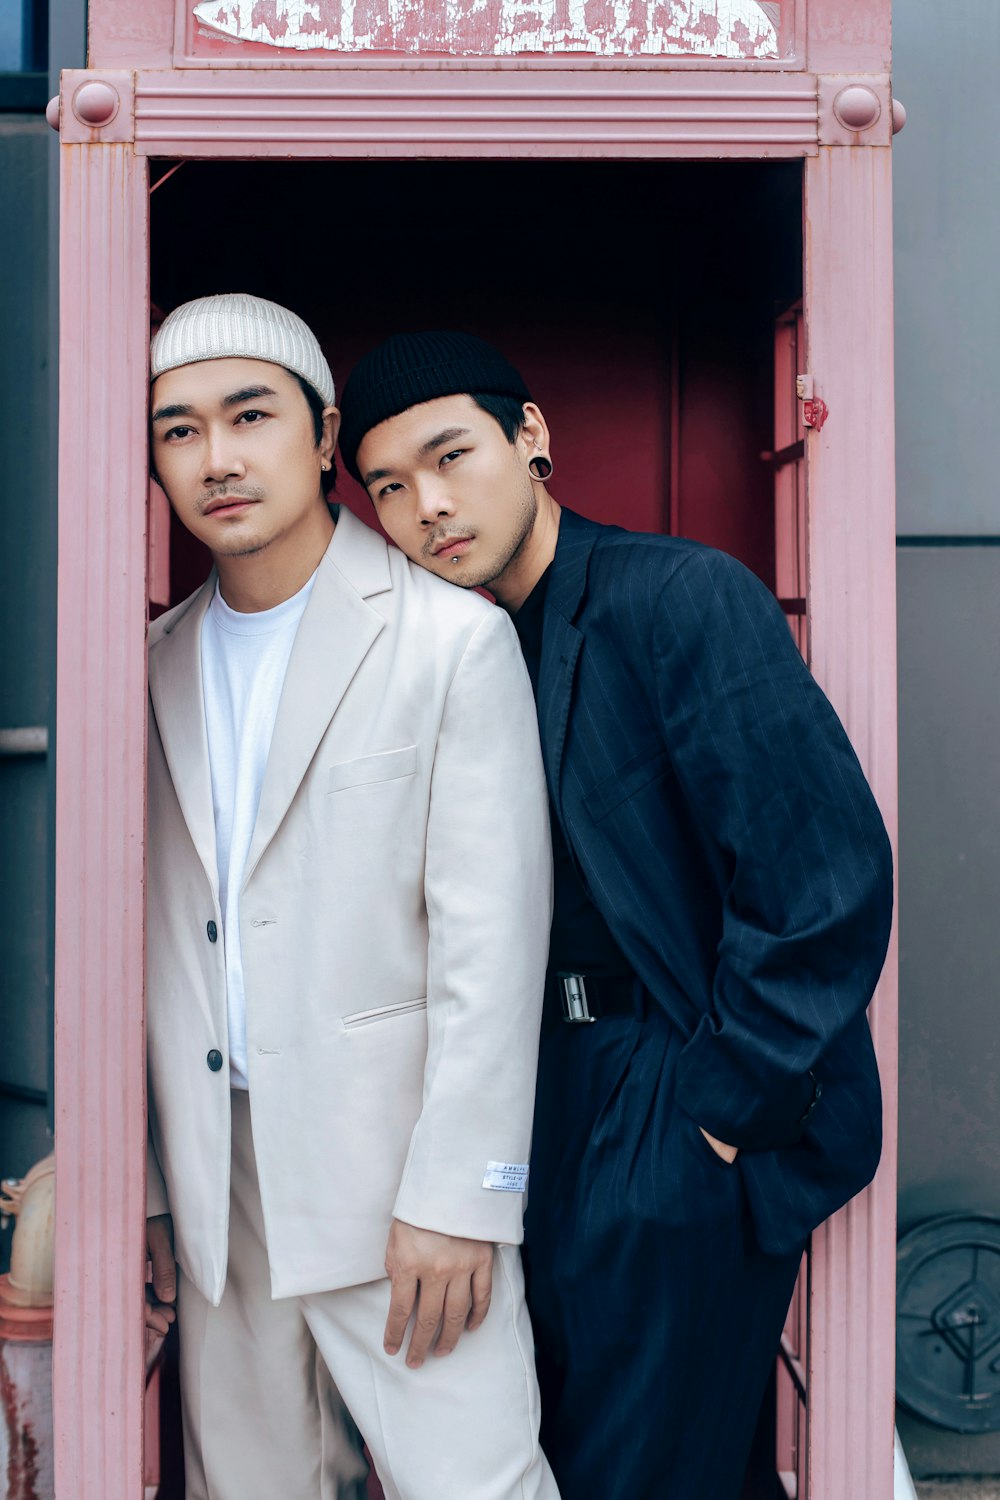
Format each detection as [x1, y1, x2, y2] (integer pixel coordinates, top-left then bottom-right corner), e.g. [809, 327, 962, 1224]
[511, 569, 632, 977]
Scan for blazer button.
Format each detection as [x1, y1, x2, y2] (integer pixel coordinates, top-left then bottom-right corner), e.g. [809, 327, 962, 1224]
[206, 1049, 223, 1072]
[206, 920, 218, 943]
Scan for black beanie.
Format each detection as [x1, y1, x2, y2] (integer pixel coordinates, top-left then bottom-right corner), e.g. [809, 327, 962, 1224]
[339, 330, 531, 484]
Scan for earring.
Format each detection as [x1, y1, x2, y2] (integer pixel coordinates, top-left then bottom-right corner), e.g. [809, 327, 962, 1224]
[528, 454, 553, 482]
[321, 461, 330, 471]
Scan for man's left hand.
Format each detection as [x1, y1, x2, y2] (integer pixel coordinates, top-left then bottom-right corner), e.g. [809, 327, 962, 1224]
[699, 1127, 739, 1164]
[383, 1219, 494, 1370]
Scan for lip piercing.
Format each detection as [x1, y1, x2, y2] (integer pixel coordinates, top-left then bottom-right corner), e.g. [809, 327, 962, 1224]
[450, 555, 461, 564]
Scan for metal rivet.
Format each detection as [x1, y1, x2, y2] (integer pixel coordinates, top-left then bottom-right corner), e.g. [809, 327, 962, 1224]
[45, 96, 60, 131]
[833, 85, 881, 132]
[891, 98, 908, 135]
[71, 80, 120, 128]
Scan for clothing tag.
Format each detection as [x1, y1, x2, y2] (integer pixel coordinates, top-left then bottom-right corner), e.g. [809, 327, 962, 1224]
[482, 1161, 529, 1193]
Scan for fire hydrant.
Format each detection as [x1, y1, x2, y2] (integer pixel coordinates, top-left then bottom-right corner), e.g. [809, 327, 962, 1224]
[0, 1154, 55, 1500]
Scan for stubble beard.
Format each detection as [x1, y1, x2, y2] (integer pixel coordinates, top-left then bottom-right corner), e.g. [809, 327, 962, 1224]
[195, 484, 269, 558]
[212, 534, 272, 559]
[445, 478, 538, 592]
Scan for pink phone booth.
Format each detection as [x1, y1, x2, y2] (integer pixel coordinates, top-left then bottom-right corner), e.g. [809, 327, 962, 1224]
[49, 1, 901, 1495]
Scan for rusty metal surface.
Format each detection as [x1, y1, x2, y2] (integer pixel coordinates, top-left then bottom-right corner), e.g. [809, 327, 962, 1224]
[188, 0, 782, 58]
[0, 1339, 54, 1500]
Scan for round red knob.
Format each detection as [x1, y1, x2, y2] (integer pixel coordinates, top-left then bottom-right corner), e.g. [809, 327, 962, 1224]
[45, 96, 60, 131]
[833, 85, 881, 132]
[72, 81, 120, 128]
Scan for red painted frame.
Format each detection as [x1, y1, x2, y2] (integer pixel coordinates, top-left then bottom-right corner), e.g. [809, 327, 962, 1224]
[51, 4, 898, 1494]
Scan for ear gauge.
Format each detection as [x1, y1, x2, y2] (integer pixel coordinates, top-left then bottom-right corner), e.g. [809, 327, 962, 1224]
[528, 454, 553, 481]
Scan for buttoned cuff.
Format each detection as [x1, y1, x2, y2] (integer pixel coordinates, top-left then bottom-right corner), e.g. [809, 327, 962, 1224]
[675, 1014, 821, 1152]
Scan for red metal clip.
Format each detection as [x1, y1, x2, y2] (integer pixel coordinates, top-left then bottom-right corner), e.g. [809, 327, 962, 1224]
[802, 396, 828, 431]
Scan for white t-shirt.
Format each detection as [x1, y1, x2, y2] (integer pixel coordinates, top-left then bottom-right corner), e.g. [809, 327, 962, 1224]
[201, 574, 316, 1088]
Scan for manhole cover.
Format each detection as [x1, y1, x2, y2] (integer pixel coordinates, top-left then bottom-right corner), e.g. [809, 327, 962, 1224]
[898, 1216, 1000, 1432]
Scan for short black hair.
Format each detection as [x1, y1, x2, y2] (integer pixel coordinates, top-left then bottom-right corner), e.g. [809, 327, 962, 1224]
[471, 393, 528, 444]
[292, 372, 337, 495]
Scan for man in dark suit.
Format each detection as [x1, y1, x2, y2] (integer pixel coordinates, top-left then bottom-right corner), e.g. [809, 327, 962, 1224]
[336, 332, 894, 1500]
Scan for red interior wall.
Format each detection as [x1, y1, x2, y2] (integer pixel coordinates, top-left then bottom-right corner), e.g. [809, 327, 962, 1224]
[327, 314, 669, 536]
[155, 160, 800, 607]
[676, 318, 776, 589]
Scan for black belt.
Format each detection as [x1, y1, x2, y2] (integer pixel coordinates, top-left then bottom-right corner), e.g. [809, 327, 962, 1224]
[547, 971, 643, 1024]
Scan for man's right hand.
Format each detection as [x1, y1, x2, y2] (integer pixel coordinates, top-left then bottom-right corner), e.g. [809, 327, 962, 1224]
[145, 1213, 176, 1335]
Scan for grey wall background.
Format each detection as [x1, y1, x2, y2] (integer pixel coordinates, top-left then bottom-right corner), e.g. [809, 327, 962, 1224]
[0, 114, 55, 1243]
[894, 0, 1000, 1477]
[894, 0, 1000, 539]
[0, 0, 86, 1271]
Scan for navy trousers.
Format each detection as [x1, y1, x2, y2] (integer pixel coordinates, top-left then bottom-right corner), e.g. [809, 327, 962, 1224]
[523, 1005, 802, 1500]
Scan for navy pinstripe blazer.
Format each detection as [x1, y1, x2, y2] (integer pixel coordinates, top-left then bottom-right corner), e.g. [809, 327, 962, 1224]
[536, 508, 894, 1253]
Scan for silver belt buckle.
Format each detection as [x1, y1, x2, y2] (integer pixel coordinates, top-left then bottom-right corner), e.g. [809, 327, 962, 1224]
[558, 973, 596, 1024]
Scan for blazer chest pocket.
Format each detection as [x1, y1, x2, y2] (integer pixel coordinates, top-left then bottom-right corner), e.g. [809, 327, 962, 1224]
[342, 997, 427, 1030]
[328, 744, 417, 794]
[582, 741, 672, 824]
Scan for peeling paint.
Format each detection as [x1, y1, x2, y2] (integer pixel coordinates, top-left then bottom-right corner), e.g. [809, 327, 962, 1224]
[191, 0, 779, 56]
[0, 1343, 52, 1500]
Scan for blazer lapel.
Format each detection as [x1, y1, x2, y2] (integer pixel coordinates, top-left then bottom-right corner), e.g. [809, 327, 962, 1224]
[538, 615, 582, 818]
[148, 577, 219, 894]
[243, 509, 391, 885]
[538, 508, 600, 819]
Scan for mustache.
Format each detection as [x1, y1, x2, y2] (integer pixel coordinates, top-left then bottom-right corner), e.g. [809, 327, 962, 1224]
[199, 484, 265, 514]
[423, 528, 475, 558]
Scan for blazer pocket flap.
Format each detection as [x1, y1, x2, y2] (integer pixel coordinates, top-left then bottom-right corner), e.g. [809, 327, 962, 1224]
[342, 997, 428, 1029]
[328, 745, 417, 794]
[583, 741, 672, 823]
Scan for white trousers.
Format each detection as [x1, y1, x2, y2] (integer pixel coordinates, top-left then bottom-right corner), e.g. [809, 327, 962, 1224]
[177, 1091, 560, 1500]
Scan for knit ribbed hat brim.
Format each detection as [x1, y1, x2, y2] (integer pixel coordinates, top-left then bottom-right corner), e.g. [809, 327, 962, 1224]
[150, 293, 335, 408]
[338, 331, 530, 484]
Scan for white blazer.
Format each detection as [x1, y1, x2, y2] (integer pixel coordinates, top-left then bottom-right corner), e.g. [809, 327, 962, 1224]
[146, 507, 552, 1305]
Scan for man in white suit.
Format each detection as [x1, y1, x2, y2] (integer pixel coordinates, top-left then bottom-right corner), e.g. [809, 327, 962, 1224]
[143, 294, 558, 1500]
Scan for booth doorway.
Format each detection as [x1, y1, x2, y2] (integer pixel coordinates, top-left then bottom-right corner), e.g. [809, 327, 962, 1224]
[147, 156, 805, 1500]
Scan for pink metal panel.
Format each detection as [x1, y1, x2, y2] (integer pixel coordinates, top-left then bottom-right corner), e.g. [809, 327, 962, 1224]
[130, 69, 818, 157]
[777, 1244, 809, 1489]
[803, 140, 898, 1500]
[80, 0, 889, 75]
[817, 73, 891, 147]
[87, 0, 810, 68]
[776, 1358, 803, 1497]
[772, 304, 808, 654]
[143, 1363, 161, 1488]
[56, 10, 897, 1491]
[805, 0, 890, 75]
[53, 139, 149, 1500]
[58, 71, 135, 144]
[148, 483, 171, 611]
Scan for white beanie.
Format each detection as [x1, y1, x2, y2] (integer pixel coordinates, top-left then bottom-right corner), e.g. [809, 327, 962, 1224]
[150, 292, 335, 407]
